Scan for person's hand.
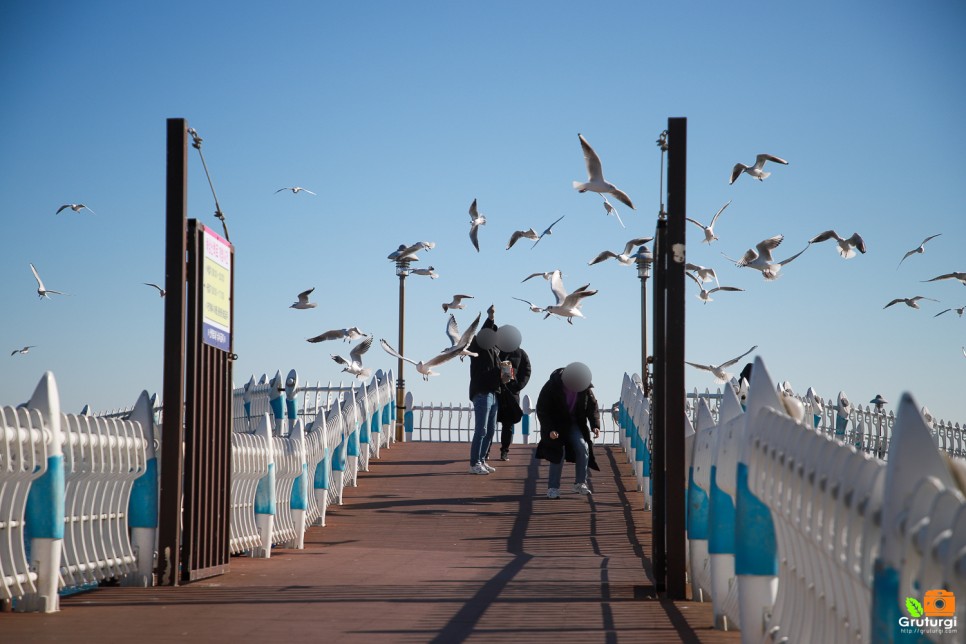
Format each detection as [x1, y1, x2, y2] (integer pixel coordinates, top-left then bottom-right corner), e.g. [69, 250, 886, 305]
[487, 304, 496, 320]
[549, 430, 559, 440]
[592, 427, 600, 439]
[500, 371, 511, 384]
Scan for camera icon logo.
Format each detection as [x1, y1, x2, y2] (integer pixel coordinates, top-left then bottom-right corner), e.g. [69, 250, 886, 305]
[924, 589, 956, 617]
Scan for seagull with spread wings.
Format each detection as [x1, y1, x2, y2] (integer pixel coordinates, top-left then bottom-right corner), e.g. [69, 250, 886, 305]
[922, 272, 966, 286]
[380, 336, 469, 380]
[722, 235, 809, 280]
[883, 296, 939, 310]
[443, 294, 474, 312]
[410, 266, 439, 279]
[307, 327, 367, 343]
[588, 237, 653, 266]
[11, 346, 35, 356]
[686, 345, 758, 383]
[290, 287, 317, 309]
[143, 282, 166, 297]
[685, 271, 744, 304]
[468, 199, 486, 252]
[441, 313, 482, 361]
[685, 263, 720, 288]
[56, 203, 96, 215]
[935, 306, 965, 318]
[730, 154, 788, 184]
[388, 241, 435, 262]
[898, 234, 941, 268]
[512, 297, 545, 313]
[30, 263, 68, 299]
[543, 270, 597, 324]
[521, 270, 561, 283]
[506, 228, 539, 250]
[686, 200, 731, 244]
[331, 335, 374, 379]
[808, 230, 867, 259]
[532, 215, 566, 249]
[275, 186, 316, 195]
[572, 133, 635, 209]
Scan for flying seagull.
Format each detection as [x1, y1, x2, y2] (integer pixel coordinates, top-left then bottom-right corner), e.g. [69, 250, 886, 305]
[588, 237, 653, 266]
[56, 203, 96, 215]
[601, 196, 625, 228]
[686, 345, 758, 383]
[144, 282, 166, 297]
[572, 133, 635, 209]
[935, 306, 965, 318]
[531, 215, 566, 249]
[307, 327, 367, 343]
[685, 271, 744, 304]
[468, 198, 486, 252]
[443, 294, 474, 312]
[275, 186, 316, 195]
[898, 234, 941, 268]
[922, 272, 966, 286]
[331, 335, 374, 379]
[722, 235, 809, 280]
[522, 271, 562, 283]
[883, 296, 939, 310]
[11, 346, 35, 356]
[808, 230, 867, 259]
[388, 241, 435, 262]
[730, 154, 788, 184]
[506, 228, 539, 250]
[379, 337, 469, 381]
[512, 297, 545, 313]
[686, 200, 731, 244]
[543, 270, 597, 324]
[442, 312, 482, 361]
[29, 263, 68, 298]
[685, 263, 720, 288]
[290, 287, 317, 309]
[410, 266, 439, 279]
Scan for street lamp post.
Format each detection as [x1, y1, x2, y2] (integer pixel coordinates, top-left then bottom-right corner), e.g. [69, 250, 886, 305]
[394, 258, 411, 442]
[635, 245, 653, 396]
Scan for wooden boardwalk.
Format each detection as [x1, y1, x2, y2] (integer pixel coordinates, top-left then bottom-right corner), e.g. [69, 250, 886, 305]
[2, 442, 739, 643]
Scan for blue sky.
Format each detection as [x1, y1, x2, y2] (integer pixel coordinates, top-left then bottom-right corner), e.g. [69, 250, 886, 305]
[2, 1, 965, 422]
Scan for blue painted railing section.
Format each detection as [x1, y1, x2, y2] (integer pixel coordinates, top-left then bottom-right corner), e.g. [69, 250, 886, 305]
[620, 360, 966, 643]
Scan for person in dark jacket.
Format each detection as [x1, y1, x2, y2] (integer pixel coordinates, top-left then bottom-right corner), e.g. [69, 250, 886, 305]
[467, 305, 511, 475]
[479, 316, 531, 462]
[535, 362, 601, 499]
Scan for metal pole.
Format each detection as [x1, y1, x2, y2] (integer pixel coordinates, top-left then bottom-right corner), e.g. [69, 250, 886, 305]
[640, 276, 649, 396]
[158, 118, 188, 586]
[651, 218, 667, 595]
[395, 270, 406, 441]
[665, 116, 688, 599]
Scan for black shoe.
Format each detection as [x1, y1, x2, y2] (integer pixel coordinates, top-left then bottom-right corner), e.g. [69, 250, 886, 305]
[499, 449, 509, 461]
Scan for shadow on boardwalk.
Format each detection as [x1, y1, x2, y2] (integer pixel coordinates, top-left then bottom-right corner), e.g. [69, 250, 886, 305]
[1, 443, 739, 644]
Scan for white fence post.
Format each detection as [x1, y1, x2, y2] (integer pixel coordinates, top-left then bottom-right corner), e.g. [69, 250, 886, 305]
[252, 413, 275, 558]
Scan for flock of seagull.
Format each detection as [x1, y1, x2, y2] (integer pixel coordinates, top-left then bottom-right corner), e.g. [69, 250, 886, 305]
[16, 139, 963, 388]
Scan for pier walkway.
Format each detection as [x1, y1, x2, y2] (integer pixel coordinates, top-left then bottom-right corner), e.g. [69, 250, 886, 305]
[3, 442, 737, 643]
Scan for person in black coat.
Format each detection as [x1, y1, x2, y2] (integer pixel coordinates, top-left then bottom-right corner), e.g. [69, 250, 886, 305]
[535, 362, 601, 499]
[467, 305, 511, 474]
[479, 314, 532, 462]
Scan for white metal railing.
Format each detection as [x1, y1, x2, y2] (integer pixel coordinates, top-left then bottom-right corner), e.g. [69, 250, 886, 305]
[621, 359, 966, 643]
[2, 367, 395, 611]
[406, 393, 623, 446]
[0, 373, 152, 613]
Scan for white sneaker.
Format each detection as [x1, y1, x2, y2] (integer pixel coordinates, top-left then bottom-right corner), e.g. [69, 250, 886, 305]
[482, 462, 496, 473]
[547, 488, 560, 499]
[573, 483, 592, 495]
[469, 464, 489, 475]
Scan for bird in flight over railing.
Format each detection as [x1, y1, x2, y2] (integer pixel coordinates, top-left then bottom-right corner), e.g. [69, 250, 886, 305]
[573, 133, 635, 209]
[685, 345, 758, 383]
[380, 336, 468, 380]
[331, 335, 373, 379]
[307, 326, 367, 343]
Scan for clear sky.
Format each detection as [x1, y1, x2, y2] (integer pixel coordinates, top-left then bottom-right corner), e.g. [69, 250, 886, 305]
[2, 1, 964, 422]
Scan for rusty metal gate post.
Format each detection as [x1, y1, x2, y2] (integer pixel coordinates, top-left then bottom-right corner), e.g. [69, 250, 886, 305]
[158, 118, 234, 585]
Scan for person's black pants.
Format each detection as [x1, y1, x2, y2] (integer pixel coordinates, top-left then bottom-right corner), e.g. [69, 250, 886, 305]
[500, 422, 514, 452]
